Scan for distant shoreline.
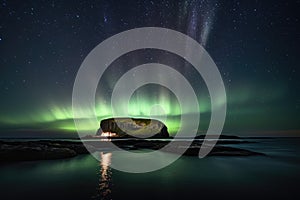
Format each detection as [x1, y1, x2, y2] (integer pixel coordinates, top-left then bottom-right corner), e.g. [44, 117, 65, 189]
[2, 135, 300, 141]
[0, 136, 267, 162]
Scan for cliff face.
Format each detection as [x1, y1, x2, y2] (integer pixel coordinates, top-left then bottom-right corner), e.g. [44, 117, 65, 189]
[96, 118, 169, 138]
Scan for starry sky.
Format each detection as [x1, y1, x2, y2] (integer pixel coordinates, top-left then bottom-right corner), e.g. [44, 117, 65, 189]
[0, 0, 299, 138]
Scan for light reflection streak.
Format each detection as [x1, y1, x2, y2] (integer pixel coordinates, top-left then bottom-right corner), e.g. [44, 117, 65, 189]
[97, 152, 113, 200]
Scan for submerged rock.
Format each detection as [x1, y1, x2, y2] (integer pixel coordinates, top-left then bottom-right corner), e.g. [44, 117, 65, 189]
[96, 118, 169, 138]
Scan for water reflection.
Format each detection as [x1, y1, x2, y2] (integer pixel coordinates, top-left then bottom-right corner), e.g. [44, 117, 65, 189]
[96, 152, 113, 200]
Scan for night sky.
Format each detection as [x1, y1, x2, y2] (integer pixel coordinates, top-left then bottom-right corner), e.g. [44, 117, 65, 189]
[0, 0, 299, 137]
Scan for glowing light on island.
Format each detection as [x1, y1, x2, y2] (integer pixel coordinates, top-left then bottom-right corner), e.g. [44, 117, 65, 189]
[100, 132, 117, 137]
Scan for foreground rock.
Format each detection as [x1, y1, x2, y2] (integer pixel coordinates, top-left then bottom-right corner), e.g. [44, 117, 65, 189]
[0, 141, 95, 162]
[97, 118, 169, 138]
[0, 144, 76, 161]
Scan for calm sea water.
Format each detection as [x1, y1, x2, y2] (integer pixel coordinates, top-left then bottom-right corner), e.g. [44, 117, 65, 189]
[1, 138, 300, 200]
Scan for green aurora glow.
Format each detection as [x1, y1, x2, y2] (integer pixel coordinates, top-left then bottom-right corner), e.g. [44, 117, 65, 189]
[0, 97, 195, 135]
[1, 83, 299, 137]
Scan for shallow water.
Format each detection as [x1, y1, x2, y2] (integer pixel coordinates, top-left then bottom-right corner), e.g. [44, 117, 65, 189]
[0, 138, 300, 200]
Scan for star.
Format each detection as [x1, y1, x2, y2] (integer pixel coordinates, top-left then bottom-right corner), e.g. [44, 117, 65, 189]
[104, 15, 108, 23]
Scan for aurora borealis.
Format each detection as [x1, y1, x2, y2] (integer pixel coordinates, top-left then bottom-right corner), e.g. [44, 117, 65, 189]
[0, 0, 299, 137]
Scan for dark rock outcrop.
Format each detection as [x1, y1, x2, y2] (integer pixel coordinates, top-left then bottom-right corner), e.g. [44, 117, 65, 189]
[110, 140, 265, 157]
[96, 118, 169, 138]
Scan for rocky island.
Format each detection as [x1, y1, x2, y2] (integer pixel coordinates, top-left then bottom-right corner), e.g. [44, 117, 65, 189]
[96, 118, 169, 138]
